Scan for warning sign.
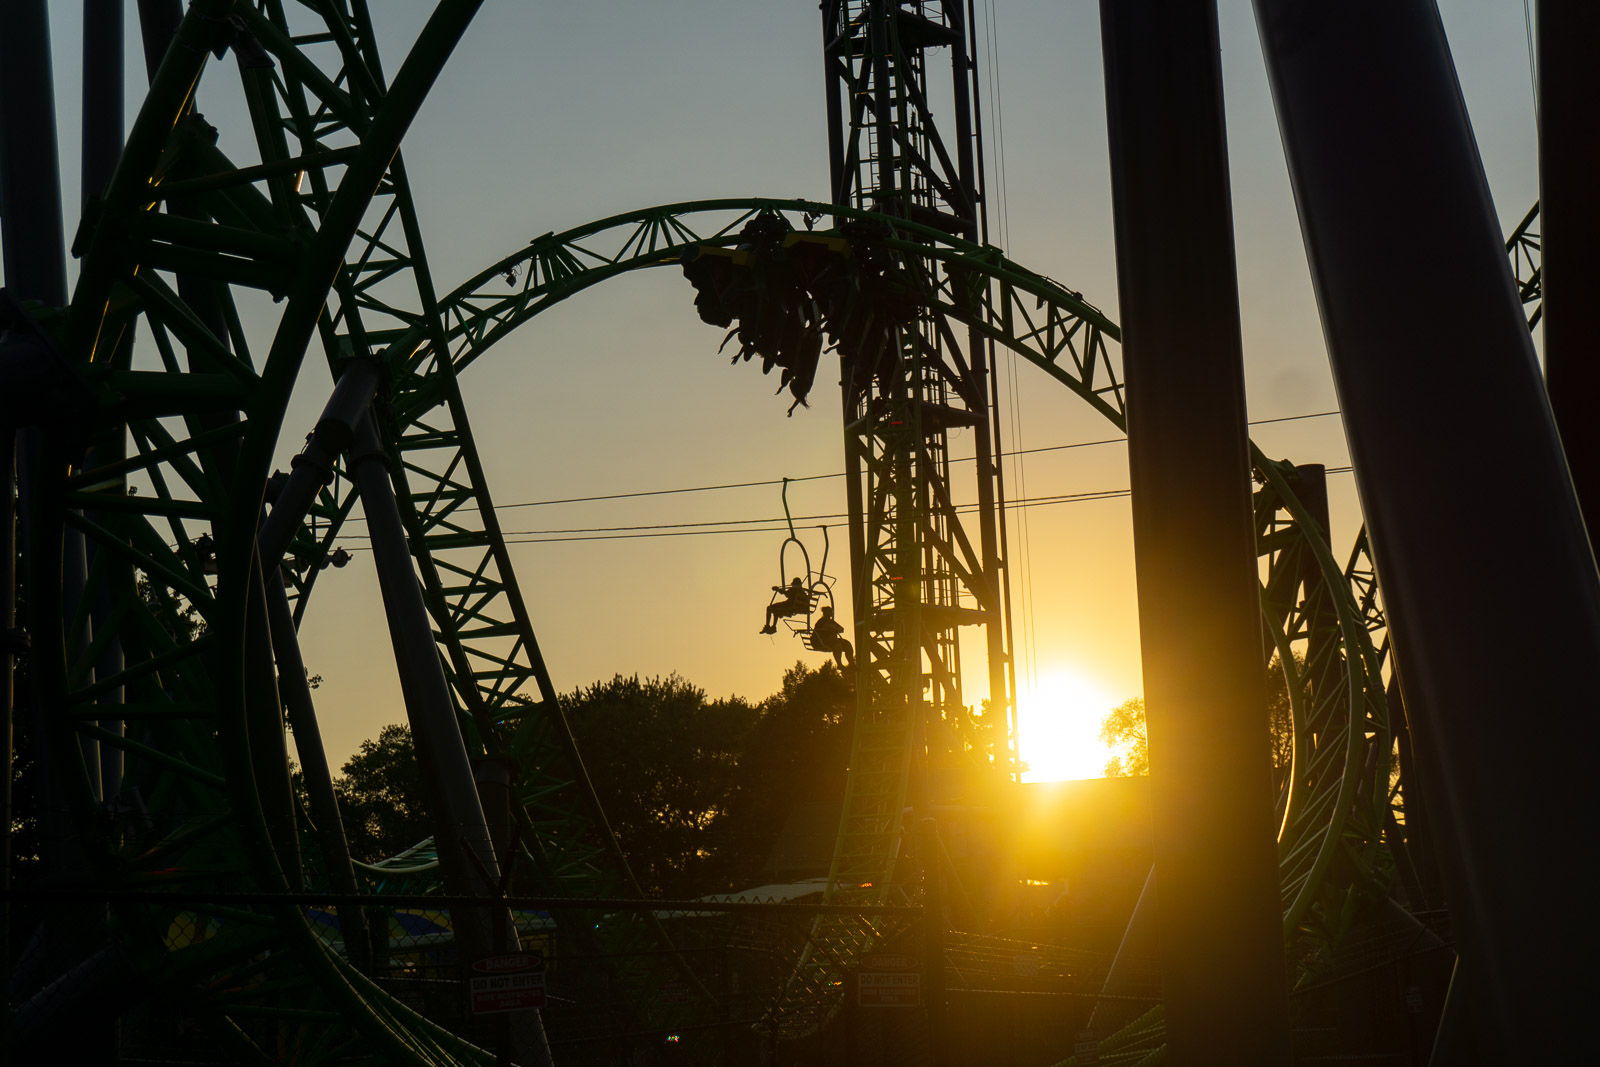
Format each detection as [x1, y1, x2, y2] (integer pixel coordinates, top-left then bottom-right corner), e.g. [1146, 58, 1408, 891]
[858, 953, 920, 1008]
[469, 952, 546, 1015]
[657, 981, 693, 1005]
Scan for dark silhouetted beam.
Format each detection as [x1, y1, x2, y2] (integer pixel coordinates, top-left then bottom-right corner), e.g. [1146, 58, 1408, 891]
[0, 0, 69, 305]
[1539, 1, 1600, 551]
[1099, 3, 1290, 1061]
[1251, 1, 1600, 1058]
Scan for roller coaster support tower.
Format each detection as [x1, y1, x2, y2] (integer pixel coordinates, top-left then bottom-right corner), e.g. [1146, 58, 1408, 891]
[821, 0, 1016, 832]
[1254, 1, 1600, 1059]
[1099, 2, 1290, 1061]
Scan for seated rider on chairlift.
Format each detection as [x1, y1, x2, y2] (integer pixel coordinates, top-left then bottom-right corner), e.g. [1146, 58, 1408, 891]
[761, 577, 810, 634]
[809, 605, 855, 669]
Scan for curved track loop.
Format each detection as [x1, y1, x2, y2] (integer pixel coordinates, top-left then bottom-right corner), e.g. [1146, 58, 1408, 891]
[17, 2, 497, 1063]
[24, 0, 1524, 1038]
[288, 198, 1391, 1037]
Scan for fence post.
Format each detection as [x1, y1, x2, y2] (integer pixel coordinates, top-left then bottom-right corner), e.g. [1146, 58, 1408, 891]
[921, 818, 946, 1067]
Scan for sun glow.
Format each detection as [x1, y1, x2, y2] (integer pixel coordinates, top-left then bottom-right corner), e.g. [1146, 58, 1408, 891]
[1017, 669, 1119, 782]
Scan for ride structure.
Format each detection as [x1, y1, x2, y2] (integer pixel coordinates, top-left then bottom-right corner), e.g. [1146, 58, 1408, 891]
[1, 1, 1562, 1064]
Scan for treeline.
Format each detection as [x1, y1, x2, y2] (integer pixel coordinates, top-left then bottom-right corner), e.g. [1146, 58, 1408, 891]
[329, 661, 853, 898]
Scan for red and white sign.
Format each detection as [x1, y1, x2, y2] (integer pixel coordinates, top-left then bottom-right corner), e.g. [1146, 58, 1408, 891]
[858, 953, 920, 1008]
[469, 952, 546, 1015]
[472, 952, 541, 975]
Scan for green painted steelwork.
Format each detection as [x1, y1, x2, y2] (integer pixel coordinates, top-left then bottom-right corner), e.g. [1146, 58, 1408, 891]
[1507, 201, 1542, 329]
[16, 2, 499, 1063]
[1056, 202, 1542, 1067]
[289, 197, 1390, 1038]
[16, 0, 1534, 1045]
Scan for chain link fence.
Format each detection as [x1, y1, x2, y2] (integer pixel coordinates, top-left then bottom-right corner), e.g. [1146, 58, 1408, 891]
[3, 888, 944, 1065]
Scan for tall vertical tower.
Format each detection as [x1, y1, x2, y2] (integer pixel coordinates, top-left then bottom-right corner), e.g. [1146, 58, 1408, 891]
[822, 0, 1015, 897]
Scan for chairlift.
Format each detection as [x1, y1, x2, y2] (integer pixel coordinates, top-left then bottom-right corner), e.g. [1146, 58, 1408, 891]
[762, 477, 836, 641]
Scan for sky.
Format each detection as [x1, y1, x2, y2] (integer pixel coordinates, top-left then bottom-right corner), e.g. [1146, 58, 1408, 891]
[12, 1, 1541, 779]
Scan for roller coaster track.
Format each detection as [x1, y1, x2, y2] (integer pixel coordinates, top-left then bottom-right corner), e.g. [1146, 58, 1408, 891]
[12, 1, 502, 1063]
[10, 0, 1540, 1055]
[289, 197, 1396, 1039]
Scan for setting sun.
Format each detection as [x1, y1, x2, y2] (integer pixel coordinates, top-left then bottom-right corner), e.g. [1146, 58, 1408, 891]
[1017, 669, 1122, 782]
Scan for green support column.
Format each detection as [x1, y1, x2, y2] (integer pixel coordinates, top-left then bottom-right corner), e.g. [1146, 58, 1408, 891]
[1099, 2, 1290, 1060]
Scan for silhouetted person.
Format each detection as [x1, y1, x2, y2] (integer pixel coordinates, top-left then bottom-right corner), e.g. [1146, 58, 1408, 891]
[810, 605, 854, 668]
[762, 577, 810, 633]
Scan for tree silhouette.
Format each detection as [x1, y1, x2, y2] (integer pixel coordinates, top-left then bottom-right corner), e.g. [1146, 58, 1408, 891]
[561, 673, 758, 898]
[708, 661, 854, 890]
[327, 663, 855, 896]
[1100, 697, 1149, 778]
[333, 724, 432, 862]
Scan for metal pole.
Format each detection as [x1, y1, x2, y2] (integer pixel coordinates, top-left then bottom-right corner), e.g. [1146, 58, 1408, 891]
[1, 429, 15, 978]
[868, 0, 895, 207]
[62, 527, 98, 802]
[919, 818, 946, 1067]
[263, 574, 369, 971]
[1098, 3, 1290, 1061]
[350, 414, 504, 916]
[947, 0, 1011, 773]
[257, 357, 381, 567]
[822, 2, 848, 207]
[350, 414, 552, 1066]
[1538, 0, 1600, 548]
[244, 561, 303, 890]
[1250, 2, 1600, 1058]
[473, 757, 517, 1065]
[0, 0, 69, 307]
[82, 0, 124, 203]
[134, 0, 182, 86]
[1, 5, 89, 1044]
[82, 0, 128, 806]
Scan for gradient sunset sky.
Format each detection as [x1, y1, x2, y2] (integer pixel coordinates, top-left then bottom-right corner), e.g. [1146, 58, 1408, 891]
[14, 1, 1540, 777]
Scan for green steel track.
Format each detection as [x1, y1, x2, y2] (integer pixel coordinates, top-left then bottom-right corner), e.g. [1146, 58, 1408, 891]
[285, 197, 1396, 1037]
[13, 0, 1540, 1052]
[16, 1, 499, 1063]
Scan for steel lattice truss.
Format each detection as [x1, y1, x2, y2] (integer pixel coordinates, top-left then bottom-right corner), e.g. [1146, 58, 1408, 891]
[10, 0, 1542, 1060]
[295, 196, 1394, 1038]
[1506, 201, 1542, 329]
[16, 2, 502, 1063]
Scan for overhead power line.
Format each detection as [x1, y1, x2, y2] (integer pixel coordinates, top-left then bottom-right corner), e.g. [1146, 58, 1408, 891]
[330, 465, 1353, 549]
[326, 408, 1342, 526]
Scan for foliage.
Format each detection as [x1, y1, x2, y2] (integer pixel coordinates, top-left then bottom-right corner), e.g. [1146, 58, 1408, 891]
[561, 673, 760, 898]
[1265, 653, 1296, 778]
[134, 572, 203, 643]
[1100, 697, 1148, 778]
[706, 661, 854, 890]
[332, 724, 433, 862]
[324, 662, 854, 896]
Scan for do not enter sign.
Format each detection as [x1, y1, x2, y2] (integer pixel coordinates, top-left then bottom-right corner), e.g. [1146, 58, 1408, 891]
[858, 952, 920, 1008]
[469, 952, 546, 1015]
